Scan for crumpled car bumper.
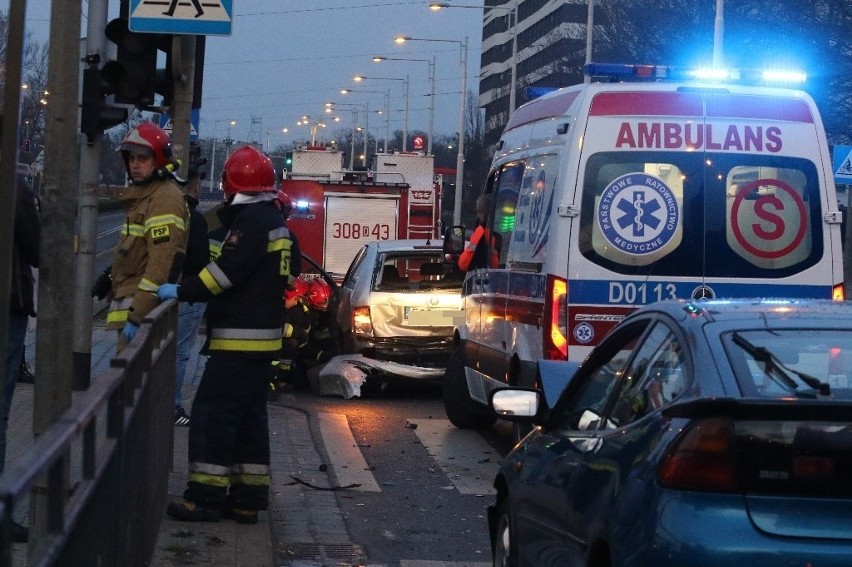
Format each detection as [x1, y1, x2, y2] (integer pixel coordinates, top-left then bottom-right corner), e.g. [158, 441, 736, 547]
[311, 354, 445, 398]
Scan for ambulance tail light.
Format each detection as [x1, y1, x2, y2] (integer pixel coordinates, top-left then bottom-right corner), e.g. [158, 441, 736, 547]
[543, 275, 568, 360]
[832, 283, 845, 301]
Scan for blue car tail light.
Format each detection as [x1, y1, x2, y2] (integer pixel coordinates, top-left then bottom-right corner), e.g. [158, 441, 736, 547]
[658, 417, 739, 492]
[659, 415, 852, 496]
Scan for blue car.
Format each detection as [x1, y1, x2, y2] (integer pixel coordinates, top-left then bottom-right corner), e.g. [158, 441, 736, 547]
[488, 299, 852, 567]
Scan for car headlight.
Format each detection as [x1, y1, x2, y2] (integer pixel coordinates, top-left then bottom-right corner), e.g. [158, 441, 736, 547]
[352, 306, 373, 338]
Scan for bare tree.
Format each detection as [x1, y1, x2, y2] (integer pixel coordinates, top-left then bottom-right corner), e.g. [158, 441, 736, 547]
[21, 41, 49, 150]
[464, 88, 487, 209]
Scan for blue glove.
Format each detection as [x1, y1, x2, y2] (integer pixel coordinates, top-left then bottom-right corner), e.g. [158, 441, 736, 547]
[157, 283, 180, 301]
[122, 322, 139, 343]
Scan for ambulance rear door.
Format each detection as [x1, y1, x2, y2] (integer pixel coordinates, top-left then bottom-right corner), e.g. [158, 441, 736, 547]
[565, 84, 839, 360]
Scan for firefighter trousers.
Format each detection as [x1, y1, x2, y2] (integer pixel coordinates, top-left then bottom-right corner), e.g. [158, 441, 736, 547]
[184, 353, 274, 512]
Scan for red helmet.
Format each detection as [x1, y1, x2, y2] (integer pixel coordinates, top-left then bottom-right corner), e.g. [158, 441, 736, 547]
[284, 276, 308, 302]
[120, 122, 173, 168]
[306, 278, 332, 311]
[276, 190, 293, 218]
[222, 146, 276, 198]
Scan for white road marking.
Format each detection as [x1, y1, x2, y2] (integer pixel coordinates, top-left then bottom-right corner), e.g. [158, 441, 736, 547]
[316, 412, 381, 492]
[408, 419, 498, 496]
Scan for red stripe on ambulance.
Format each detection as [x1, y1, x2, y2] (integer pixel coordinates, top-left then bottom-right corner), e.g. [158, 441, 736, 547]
[590, 92, 702, 116]
[705, 94, 813, 123]
[589, 91, 814, 123]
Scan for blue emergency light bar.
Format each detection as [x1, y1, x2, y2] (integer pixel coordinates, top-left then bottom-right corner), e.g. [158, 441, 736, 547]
[584, 63, 807, 86]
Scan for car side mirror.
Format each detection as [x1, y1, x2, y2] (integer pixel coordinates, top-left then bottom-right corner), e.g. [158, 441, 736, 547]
[443, 225, 465, 263]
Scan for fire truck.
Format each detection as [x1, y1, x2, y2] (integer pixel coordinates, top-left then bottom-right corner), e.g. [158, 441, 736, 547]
[281, 146, 442, 279]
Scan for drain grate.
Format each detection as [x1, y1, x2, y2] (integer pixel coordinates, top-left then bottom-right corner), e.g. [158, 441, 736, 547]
[282, 542, 365, 562]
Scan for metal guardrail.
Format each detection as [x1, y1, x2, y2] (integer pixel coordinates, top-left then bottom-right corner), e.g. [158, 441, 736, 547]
[0, 300, 178, 566]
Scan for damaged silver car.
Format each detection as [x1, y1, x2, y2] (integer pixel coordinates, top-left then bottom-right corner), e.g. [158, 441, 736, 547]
[333, 239, 464, 381]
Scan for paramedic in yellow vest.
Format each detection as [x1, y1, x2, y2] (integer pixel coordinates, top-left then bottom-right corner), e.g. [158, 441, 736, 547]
[107, 122, 188, 350]
[158, 145, 292, 525]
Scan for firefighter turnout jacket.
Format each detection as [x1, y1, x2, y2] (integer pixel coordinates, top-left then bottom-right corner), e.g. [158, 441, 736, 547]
[178, 199, 292, 356]
[107, 177, 188, 329]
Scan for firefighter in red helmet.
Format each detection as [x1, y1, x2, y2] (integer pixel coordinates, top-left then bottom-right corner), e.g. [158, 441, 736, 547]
[306, 278, 332, 311]
[270, 276, 311, 397]
[294, 278, 335, 387]
[158, 145, 295, 524]
[107, 122, 188, 351]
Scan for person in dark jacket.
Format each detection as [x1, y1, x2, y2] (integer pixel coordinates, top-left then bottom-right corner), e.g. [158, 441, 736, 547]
[173, 168, 209, 426]
[3, 174, 40, 542]
[158, 146, 293, 525]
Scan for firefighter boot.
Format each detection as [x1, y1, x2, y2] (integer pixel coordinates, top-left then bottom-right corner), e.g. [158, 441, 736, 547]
[222, 507, 259, 525]
[166, 500, 222, 522]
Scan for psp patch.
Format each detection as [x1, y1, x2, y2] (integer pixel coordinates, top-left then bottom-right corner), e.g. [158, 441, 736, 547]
[597, 172, 679, 255]
[150, 225, 170, 243]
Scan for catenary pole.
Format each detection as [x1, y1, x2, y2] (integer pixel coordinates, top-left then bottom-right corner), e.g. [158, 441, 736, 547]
[32, 0, 83, 551]
[0, 0, 28, 446]
[171, 34, 197, 179]
[72, 0, 110, 390]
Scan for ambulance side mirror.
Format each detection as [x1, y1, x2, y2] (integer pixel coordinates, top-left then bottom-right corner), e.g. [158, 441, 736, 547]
[443, 225, 465, 263]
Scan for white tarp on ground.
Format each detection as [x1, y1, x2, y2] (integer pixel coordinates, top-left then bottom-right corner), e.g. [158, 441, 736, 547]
[310, 354, 445, 399]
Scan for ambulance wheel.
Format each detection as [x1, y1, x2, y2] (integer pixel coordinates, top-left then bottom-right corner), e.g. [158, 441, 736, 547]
[443, 345, 497, 429]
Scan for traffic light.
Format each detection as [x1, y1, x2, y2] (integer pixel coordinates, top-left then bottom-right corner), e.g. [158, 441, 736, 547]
[283, 151, 293, 171]
[103, 17, 172, 107]
[188, 140, 208, 178]
[80, 63, 128, 142]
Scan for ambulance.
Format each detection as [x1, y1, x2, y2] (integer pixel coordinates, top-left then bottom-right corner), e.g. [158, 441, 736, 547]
[443, 63, 845, 430]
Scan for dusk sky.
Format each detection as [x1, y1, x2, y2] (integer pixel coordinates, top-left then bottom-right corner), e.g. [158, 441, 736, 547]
[22, 0, 487, 148]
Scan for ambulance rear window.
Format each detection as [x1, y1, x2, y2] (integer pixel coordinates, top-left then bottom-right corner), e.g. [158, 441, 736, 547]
[579, 151, 823, 277]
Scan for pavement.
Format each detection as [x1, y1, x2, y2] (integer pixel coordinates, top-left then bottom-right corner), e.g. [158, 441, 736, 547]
[10, 315, 363, 567]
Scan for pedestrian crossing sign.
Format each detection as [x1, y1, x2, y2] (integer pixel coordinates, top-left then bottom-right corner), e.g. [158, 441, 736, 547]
[129, 0, 233, 36]
[160, 109, 200, 141]
[833, 144, 852, 186]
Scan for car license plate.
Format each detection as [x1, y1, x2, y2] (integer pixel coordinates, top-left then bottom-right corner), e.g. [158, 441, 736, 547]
[403, 307, 463, 326]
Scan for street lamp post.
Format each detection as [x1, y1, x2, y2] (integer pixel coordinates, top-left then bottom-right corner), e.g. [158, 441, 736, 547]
[429, 2, 517, 114]
[353, 74, 409, 151]
[372, 55, 436, 154]
[209, 119, 236, 192]
[395, 35, 468, 224]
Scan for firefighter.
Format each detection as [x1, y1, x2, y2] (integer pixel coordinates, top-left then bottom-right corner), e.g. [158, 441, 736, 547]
[275, 190, 302, 280]
[107, 122, 188, 351]
[296, 278, 335, 380]
[270, 276, 311, 397]
[157, 145, 293, 524]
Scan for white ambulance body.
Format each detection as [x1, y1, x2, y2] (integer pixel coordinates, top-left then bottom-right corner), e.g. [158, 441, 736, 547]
[444, 64, 845, 429]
